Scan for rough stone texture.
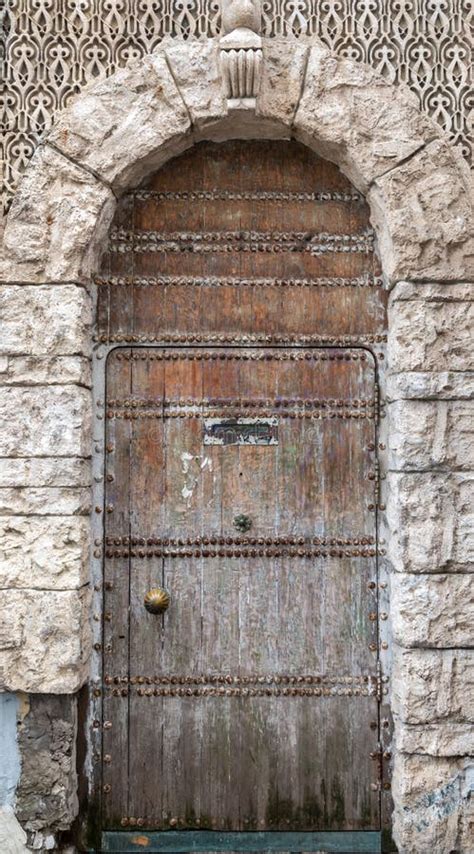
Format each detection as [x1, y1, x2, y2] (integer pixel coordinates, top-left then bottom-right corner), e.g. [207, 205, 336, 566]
[389, 400, 474, 471]
[16, 695, 78, 841]
[0, 146, 115, 284]
[387, 472, 474, 573]
[392, 648, 474, 724]
[0, 286, 92, 356]
[294, 43, 440, 193]
[0, 458, 91, 488]
[388, 282, 474, 373]
[0, 487, 90, 517]
[0, 355, 91, 387]
[0, 517, 90, 589]
[370, 141, 474, 282]
[397, 723, 474, 757]
[0, 386, 91, 457]
[391, 573, 474, 648]
[392, 754, 474, 854]
[48, 53, 191, 193]
[0, 588, 91, 692]
[257, 39, 309, 128]
[0, 807, 28, 853]
[163, 39, 228, 131]
[387, 371, 474, 401]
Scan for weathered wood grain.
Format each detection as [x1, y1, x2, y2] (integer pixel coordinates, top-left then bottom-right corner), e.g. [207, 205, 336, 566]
[101, 140, 386, 836]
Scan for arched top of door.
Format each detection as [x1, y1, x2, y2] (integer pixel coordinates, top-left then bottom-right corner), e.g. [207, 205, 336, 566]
[1, 36, 472, 285]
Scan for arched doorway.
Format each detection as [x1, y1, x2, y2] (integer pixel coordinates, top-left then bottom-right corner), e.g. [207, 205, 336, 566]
[93, 139, 389, 852]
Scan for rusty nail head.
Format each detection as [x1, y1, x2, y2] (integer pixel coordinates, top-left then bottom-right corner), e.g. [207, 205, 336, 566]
[370, 721, 377, 730]
[381, 641, 389, 650]
[383, 782, 391, 790]
[103, 721, 112, 729]
[103, 784, 111, 793]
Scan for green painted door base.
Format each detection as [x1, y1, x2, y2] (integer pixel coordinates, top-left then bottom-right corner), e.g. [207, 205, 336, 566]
[101, 830, 382, 853]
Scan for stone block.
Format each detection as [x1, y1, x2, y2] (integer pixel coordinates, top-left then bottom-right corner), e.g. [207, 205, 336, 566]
[0, 386, 91, 457]
[0, 587, 91, 692]
[48, 53, 191, 193]
[392, 648, 474, 724]
[391, 573, 474, 647]
[396, 723, 474, 756]
[0, 355, 91, 386]
[0, 458, 91, 488]
[387, 472, 474, 572]
[370, 141, 474, 282]
[0, 516, 90, 589]
[0, 487, 90, 516]
[389, 400, 474, 471]
[294, 45, 440, 192]
[257, 39, 309, 128]
[0, 285, 92, 356]
[392, 754, 474, 854]
[163, 39, 228, 130]
[1, 146, 115, 284]
[16, 694, 78, 835]
[0, 808, 28, 854]
[387, 371, 474, 401]
[388, 282, 474, 373]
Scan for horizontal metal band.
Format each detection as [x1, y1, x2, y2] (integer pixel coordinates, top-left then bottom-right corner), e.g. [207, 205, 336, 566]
[101, 830, 382, 852]
[131, 188, 366, 203]
[106, 409, 375, 420]
[96, 334, 386, 345]
[94, 273, 382, 288]
[105, 547, 379, 559]
[109, 229, 375, 255]
[105, 674, 377, 686]
[105, 536, 376, 546]
[108, 348, 373, 360]
[106, 397, 375, 409]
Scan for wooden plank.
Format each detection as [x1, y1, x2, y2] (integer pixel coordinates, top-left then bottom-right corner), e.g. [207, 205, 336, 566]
[102, 830, 382, 852]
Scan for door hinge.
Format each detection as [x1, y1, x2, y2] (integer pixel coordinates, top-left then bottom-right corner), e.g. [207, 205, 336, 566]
[376, 659, 383, 703]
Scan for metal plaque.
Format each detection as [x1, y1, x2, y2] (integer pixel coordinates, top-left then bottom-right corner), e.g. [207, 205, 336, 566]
[203, 417, 278, 446]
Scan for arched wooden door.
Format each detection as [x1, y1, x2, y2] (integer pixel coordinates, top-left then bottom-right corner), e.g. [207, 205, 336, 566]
[95, 141, 388, 853]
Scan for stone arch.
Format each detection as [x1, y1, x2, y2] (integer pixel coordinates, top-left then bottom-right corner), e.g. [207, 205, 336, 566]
[1, 35, 473, 854]
[1, 38, 472, 284]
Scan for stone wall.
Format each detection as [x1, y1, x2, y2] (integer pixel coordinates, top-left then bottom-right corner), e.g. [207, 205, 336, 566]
[0, 35, 473, 853]
[387, 283, 474, 851]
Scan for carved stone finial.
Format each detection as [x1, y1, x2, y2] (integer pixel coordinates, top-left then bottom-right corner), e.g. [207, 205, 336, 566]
[221, 0, 261, 34]
[219, 0, 263, 103]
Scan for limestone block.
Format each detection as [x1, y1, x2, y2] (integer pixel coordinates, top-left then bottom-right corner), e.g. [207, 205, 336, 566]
[387, 371, 474, 401]
[392, 754, 474, 854]
[389, 400, 474, 471]
[163, 39, 228, 130]
[0, 587, 91, 692]
[257, 39, 309, 128]
[370, 140, 474, 282]
[0, 487, 90, 516]
[392, 649, 474, 724]
[0, 285, 92, 356]
[294, 45, 440, 192]
[0, 355, 91, 386]
[0, 458, 91, 488]
[0, 386, 91, 457]
[397, 723, 474, 756]
[387, 472, 474, 572]
[0, 808, 28, 854]
[388, 282, 474, 373]
[16, 695, 78, 835]
[48, 53, 191, 192]
[0, 516, 90, 589]
[391, 573, 474, 647]
[1, 146, 115, 284]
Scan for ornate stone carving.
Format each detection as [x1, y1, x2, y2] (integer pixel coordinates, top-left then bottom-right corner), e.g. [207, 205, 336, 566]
[220, 0, 262, 103]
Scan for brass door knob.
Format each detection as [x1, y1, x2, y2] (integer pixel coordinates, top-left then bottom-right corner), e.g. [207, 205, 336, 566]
[144, 587, 170, 614]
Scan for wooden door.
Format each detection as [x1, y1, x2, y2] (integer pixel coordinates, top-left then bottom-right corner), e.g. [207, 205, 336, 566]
[96, 141, 387, 849]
